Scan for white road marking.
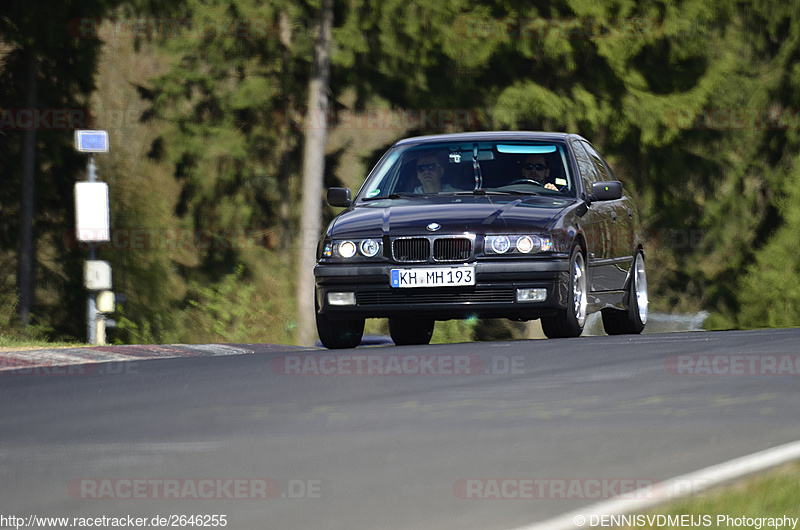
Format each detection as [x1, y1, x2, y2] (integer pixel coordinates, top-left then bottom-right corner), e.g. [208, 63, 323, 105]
[0, 344, 255, 372]
[510, 438, 800, 530]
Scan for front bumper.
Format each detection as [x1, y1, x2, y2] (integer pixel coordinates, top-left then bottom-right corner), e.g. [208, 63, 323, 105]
[315, 258, 571, 321]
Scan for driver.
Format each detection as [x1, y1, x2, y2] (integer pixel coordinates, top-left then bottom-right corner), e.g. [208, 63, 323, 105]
[521, 155, 559, 191]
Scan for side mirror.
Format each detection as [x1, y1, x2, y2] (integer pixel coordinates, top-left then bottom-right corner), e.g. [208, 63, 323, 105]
[327, 187, 352, 208]
[590, 181, 623, 201]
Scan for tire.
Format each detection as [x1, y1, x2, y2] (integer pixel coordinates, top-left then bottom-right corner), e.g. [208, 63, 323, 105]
[601, 251, 647, 335]
[389, 317, 435, 346]
[315, 297, 364, 349]
[541, 246, 587, 338]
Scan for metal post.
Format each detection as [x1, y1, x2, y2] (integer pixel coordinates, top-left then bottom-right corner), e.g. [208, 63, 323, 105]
[87, 154, 97, 345]
[88, 154, 97, 182]
[87, 286, 97, 345]
[75, 131, 110, 346]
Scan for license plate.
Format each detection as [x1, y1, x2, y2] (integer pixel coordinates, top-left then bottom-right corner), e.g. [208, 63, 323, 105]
[390, 267, 475, 288]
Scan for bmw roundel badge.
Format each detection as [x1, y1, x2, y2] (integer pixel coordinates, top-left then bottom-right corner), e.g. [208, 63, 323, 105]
[426, 222, 441, 232]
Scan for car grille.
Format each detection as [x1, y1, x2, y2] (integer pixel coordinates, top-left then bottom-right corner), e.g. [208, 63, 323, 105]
[392, 238, 430, 262]
[357, 289, 515, 306]
[433, 238, 472, 262]
[392, 237, 473, 263]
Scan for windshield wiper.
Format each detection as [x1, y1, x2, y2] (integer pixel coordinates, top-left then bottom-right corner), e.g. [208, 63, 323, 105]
[456, 189, 537, 196]
[361, 192, 422, 201]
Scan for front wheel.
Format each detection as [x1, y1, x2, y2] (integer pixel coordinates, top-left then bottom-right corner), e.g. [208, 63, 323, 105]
[389, 317, 435, 346]
[541, 246, 587, 338]
[602, 251, 647, 335]
[316, 297, 364, 349]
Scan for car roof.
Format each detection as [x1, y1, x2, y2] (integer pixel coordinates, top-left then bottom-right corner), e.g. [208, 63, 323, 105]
[393, 131, 583, 147]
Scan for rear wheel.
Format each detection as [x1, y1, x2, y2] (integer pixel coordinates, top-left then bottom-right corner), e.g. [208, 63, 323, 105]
[389, 317, 435, 346]
[315, 297, 364, 349]
[602, 251, 647, 335]
[541, 246, 587, 338]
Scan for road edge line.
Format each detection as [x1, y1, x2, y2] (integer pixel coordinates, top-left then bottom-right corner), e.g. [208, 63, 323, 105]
[509, 438, 800, 530]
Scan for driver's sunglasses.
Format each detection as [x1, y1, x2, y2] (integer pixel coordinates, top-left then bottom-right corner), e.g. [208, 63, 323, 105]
[523, 163, 547, 171]
[416, 163, 440, 173]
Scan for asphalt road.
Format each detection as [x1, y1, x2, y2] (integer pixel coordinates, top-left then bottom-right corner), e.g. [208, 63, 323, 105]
[2, 329, 800, 529]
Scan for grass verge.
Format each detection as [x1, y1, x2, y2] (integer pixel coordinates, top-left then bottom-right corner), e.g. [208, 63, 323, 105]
[617, 460, 800, 528]
[0, 336, 87, 351]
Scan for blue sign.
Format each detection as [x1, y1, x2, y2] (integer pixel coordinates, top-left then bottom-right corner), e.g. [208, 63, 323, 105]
[74, 130, 109, 153]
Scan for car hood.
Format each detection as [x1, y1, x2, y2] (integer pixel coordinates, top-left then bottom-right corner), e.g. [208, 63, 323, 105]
[327, 194, 576, 238]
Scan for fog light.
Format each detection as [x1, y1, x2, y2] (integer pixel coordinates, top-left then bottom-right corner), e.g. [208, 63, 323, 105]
[516, 288, 547, 302]
[328, 292, 356, 306]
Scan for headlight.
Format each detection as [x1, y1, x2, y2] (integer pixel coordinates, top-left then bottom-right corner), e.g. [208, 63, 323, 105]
[360, 239, 381, 257]
[485, 235, 552, 255]
[338, 241, 357, 258]
[490, 235, 511, 254]
[516, 235, 534, 253]
[322, 239, 383, 259]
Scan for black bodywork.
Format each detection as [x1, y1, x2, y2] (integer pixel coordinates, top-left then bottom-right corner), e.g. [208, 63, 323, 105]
[314, 132, 645, 347]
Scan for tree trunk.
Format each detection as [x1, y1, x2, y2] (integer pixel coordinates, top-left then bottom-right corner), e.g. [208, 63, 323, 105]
[277, 10, 293, 250]
[295, 0, 334, 346]
[17, 45, 37, 326]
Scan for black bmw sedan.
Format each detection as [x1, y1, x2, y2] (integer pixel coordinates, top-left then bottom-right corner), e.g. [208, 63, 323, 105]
[314, 131, 647, 348]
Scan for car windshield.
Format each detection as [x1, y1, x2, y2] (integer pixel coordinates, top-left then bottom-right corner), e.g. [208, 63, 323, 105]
[357, 141, 576, 200]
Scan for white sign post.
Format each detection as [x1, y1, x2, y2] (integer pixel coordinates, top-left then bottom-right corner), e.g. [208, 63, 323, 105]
[75, 182, 110, 242]
[74, 130, 111, 345]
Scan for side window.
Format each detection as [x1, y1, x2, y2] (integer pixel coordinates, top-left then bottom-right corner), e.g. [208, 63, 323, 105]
[571, 140, 598, 190]
[581, 141, 612, 182]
